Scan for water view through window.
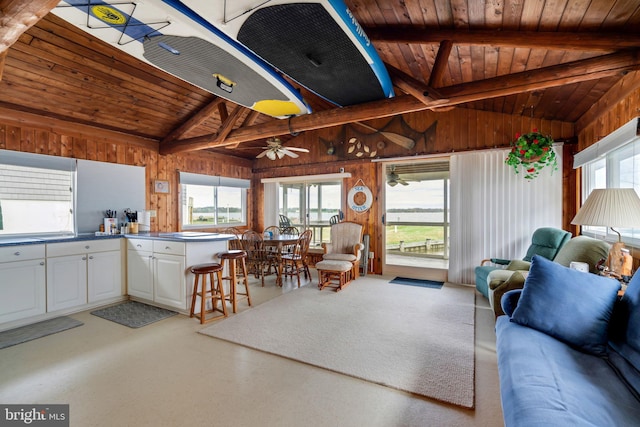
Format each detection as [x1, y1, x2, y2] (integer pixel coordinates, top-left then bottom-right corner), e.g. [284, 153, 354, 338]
[384, 162, 449, 269]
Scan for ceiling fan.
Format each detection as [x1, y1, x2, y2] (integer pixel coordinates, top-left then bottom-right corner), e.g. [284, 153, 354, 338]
[257, 137, 309, 160]
[387, 165, 409, 187]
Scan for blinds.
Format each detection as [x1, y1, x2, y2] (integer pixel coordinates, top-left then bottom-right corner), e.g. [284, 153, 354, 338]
[179, 171, 250, 188]
[574, 117, 640, 168]
[0, 165, 72, 202]
[448, 148, 563, 284]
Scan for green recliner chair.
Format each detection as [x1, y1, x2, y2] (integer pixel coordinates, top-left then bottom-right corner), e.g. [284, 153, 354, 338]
[489, 235, 611, 316]
[475, 227, 572, 299]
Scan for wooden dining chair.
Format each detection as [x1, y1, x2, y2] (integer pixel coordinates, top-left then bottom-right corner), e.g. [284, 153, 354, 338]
[241, 230, 275, 287]
[282, 230, 313, 288]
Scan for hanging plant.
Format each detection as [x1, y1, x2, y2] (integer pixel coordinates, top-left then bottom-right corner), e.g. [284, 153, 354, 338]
[505, 128, 557, 179]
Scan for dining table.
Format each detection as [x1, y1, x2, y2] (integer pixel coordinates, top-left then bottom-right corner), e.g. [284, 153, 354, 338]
[262, 234, 299, 286]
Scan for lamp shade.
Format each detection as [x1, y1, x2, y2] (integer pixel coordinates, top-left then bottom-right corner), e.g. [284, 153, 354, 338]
[571, 188, 640, 227]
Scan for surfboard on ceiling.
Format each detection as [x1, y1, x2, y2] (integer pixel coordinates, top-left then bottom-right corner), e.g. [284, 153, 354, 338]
[182, 0, 395, 107]
[52, 1, 311, 119]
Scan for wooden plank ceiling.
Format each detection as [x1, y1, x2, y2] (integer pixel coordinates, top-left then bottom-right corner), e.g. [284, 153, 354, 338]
[1, 0, 640, 160]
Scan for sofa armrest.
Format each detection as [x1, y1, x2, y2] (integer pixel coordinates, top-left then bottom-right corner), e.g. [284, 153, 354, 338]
[501, 289, 523, 317]
[491, 271, 529, 316]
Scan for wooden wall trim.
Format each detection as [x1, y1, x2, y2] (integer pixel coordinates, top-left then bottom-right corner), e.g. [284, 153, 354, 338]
[0, 103, 158, 149]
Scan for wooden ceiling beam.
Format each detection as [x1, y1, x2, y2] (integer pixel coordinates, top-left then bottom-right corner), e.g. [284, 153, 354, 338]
[385, 63, 448, 105]
[429, 40, 453, 88]
[161, 105, 245, 155]
[160, 97, 225, 146]
[153, 50, 640, 154]
[438, 50, 640, 101]
[364, 27, 640, 52]
[0, 0, 60, 54]
[0, 51, 7, 81]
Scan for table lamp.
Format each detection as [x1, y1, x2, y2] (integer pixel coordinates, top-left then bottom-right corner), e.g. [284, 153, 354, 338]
[571, 188, 640, 277]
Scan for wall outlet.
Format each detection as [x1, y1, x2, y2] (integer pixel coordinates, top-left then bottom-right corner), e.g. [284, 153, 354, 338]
[148, 210, 157, 218]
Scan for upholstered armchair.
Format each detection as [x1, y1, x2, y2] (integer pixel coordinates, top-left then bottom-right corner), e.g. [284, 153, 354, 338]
[490, 235, 611, 316]
[322, 221, 364, 279]
[475, 227, 572, 299]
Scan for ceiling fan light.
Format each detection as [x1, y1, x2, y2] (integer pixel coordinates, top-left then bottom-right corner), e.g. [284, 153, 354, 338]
[266, 151, 276, 160]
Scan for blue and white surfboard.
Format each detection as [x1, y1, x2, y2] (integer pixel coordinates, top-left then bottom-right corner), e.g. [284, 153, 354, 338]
[183, 0, 395, 107]
[52, 1, 311, 118]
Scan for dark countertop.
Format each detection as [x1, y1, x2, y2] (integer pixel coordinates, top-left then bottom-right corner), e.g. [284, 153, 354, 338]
[124, 232, 235, 242]
[0, 232, 235, 247]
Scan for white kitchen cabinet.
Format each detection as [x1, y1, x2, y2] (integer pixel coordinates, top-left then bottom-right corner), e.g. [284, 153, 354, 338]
[47, 239, 122, 312]
[127, 239, 186, 310]
[153, 253, 186, 309]
[0, 245, 46, 323]
[127, 238, 229, 313]
[127, 241, 154, 301]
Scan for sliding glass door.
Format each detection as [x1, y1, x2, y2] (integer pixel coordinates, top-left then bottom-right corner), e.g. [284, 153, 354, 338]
[279, 180, 342, 245]
[383, 161, 450, 276]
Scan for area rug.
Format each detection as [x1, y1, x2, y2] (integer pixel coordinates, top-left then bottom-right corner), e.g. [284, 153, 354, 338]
[91, 301, 177, 328]
[0, 316, 83, 349]
[389, 276, 444, 289]
[199, 278, 475, 408]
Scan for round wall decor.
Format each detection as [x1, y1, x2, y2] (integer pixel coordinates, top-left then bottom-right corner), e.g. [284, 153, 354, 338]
[347, 180, 373, 213]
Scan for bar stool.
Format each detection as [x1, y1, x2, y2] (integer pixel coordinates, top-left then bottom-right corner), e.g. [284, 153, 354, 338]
[189, 263, 227, 324]
[218, 250, 251, 313]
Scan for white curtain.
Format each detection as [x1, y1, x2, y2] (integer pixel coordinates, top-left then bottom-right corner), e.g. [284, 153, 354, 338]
[263, 182, 278, 228]
[448, 147, 563, 284]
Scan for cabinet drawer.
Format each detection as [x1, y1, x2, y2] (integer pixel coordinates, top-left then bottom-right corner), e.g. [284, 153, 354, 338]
[47, 239, 121, 257]
[153, 240, 185, 256]
[128, 238, 153, 252]
[0, 244, 45, 263]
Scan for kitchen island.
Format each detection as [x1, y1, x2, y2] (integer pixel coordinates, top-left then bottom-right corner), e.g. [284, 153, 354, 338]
[126, 232, 235, 314]
[0, 232, 236, 330]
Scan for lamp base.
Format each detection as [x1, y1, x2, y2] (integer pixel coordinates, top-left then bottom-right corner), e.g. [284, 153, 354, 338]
[607, 242, 633, 277]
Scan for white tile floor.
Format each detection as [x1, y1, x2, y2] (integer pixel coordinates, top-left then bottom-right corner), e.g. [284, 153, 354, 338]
[0, 272, 503, 427]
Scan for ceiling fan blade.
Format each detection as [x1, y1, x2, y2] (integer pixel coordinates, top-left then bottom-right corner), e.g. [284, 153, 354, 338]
[276, 150, 285, 159]
[256, 150, 268, 158]
[281, 148, 299, 158]
[286, 147, 309, 152]
[266, 150, 276, 160]
[399, 180, 409, 186]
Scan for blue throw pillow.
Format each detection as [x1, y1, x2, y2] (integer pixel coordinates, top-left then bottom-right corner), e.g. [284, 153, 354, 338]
[511, 255, 620, 356]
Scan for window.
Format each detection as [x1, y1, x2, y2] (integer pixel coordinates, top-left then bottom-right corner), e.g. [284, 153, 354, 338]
[578, 118, 640, 244]
[0, 150, 75, 236]
[279, 180, 342, 244]
[179, 172, 249, 228]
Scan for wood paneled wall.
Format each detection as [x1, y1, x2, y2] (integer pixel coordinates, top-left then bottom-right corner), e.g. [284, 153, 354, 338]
[0, 119, 253, 233]
[252, 107, 574, 274]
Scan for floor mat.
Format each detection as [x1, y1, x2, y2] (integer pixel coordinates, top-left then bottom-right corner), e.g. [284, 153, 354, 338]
[91, 301, 177, 328]
[0, 316, 83, 349]
[389, 277, 444, 289]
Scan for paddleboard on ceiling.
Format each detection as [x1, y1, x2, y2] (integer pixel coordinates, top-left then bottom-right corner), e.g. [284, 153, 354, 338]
[183, 0, 395, 107]
[51, 1, 311, 119]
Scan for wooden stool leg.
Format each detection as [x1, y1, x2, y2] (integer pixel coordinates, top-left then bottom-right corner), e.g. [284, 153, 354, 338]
[228, 258, 237, 313]
[215, 269, 227, 317]
[240, 257, 251, 307]
[190, 274, 200, 318]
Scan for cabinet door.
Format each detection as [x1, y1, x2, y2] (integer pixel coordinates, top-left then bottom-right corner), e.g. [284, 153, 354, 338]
[127, 250, 154, 301]
[0, 259, 46, 323]
[47, 255, 87, 312]
[88, 251, 122, 303]
[153, 253, 186, 310]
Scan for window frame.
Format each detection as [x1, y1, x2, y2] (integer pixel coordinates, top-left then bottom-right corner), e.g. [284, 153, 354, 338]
[178, 172, 249, 230]
[0, 150, 76, 238]
[579, 132, 640, 246]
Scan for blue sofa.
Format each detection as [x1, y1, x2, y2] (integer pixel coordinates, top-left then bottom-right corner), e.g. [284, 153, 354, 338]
[495, 256, 640, 426]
